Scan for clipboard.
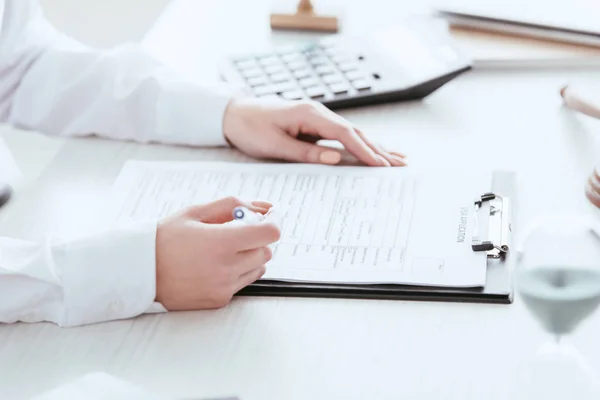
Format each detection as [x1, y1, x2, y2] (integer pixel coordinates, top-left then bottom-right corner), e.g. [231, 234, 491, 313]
[237, 171, 515, 305]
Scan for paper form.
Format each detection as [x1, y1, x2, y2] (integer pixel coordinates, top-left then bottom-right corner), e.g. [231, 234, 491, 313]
[107, 161, 492, 288]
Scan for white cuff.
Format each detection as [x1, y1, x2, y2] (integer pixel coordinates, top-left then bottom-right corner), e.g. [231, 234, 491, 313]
[156, 81, 238, 147]
[55, 220, 162, 327]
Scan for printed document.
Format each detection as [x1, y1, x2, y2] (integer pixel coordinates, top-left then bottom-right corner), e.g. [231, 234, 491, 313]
[107, 162, 492, 288]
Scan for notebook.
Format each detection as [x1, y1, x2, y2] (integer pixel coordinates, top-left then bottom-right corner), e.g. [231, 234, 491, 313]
[436, 0, 600, 67]
[437, 0, 600, 44]
[448, 26, 600, 68]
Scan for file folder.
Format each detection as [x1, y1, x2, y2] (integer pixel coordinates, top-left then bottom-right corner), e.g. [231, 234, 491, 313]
[238, 171, 515, 305]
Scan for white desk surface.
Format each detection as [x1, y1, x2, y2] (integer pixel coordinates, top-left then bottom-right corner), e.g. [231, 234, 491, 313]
[3, 0, 600, 399]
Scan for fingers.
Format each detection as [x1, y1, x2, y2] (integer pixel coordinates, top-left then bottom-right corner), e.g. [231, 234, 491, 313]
[185, 197, 272, 223]
[586, 182, 600, 208]
[234, 265, 267, 293]
[234, 246, 272, 275]
[592, 167, 600, 187]
[269, 131, 343, 165]
[354, 129, 407, 167]
[295, 104, 383, 166]
[338, 128, 391, 167]
[232, 247, 273, 296]
[287, 102, 405, 167]
[586, 169, 600, 208]
[251, 200, 273, 211]
[217, 221, 282, 251]
[296, 132, 322, 143]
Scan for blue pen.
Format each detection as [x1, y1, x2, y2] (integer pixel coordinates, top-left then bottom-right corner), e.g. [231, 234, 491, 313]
[232, 206, 264, 224]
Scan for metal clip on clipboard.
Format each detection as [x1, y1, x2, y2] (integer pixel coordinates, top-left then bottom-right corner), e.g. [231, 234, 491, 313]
[472, 192, 511, 259]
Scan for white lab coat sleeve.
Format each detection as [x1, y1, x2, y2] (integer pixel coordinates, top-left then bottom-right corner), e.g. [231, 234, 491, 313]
[0, 220, 166, 328]
[0, 0, 235, 147]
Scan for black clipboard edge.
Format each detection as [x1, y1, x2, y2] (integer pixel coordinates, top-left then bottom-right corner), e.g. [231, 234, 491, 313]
[237, 281, 512, 305]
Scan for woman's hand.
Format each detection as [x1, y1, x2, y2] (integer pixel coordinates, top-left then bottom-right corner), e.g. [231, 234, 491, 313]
[155, 197, 280, 310]
[222, 97, 407, 167]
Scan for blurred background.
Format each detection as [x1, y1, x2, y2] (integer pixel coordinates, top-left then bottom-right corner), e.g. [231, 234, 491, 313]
[1, 0, 170, 186]
[39, 0, 169, 48]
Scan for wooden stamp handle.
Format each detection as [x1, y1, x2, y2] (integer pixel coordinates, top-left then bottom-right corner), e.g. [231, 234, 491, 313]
[297, 0, 314, 13]
[270, 0, 338, 32]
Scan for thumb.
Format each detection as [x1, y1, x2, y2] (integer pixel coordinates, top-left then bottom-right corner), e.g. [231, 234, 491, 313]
[271, 132, 342, 165]
[184, 197, 271, 224]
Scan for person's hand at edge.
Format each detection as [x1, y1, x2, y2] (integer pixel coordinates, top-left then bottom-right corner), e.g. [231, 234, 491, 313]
[222, 97, 407, 167]
[155, 197, 280, 311]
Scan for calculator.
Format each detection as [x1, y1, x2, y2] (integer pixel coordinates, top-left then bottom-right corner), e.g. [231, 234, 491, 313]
[219, 25, 472, 109]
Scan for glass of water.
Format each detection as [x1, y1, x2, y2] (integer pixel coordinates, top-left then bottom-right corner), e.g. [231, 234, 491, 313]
[512, 215, 600, 399]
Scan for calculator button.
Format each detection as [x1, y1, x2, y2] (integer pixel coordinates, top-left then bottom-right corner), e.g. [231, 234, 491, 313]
[310, 56, 328, 66]
[305, 86, 327, 98]
[339, 62, 358, 72]
[322, 74, 343, 84]
[254, 85, 277, 96]
[257, 94, 281, 101]
[301, 44, 320, 52]
[241, 68, 263, 78]
[305, 47, 323, 56]
[304, 49, 320, 58]
[331, 54, 354, 64]
[265, 65, 285, 75]
[303, 44, 321, 53]
[345, 70, 364, 81]
[287, 60, 307, 71]
[293, 69, 312, 79]
[329, 82, 350, 94]
[236, 59, 258, 69]
[260, 56, 279, 66]
[270, 72, 292, 83]
[299, 77, 319, 88]
[351, 79, 371, 91]
[315, 65, 335, 76]
[247, 76, 269, 87]
[254, 81, 297, 96]
[281, 90, 304, 100]
[282, 53, 303, 63]
[276, 81, 298, 92]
